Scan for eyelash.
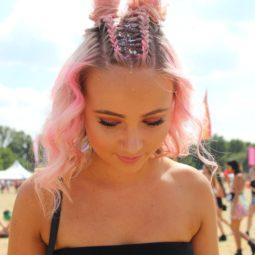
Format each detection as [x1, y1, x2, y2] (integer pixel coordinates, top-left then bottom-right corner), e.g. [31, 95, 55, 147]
[98, 119, 165, 127]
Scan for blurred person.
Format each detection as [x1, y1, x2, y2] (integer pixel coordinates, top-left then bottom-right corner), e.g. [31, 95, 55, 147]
[227, 160, 248, 255]
[246, 166, 255, 236]
[224, 165, 235, 193]
[202, 165, 227, 242]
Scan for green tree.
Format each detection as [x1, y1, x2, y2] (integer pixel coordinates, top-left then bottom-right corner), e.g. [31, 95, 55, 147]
[0, 126, 35, 171]
[0, 126, 13, 147]
[227, 139, 245, 153]
[208, 134, 228, 169]
[0, 147, 16, 170]
[178, 134, 252, 172]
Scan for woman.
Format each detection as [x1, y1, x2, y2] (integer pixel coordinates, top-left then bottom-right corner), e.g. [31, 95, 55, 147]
[227, 160, 248, 255]
[202, 165, 227, 242]
[246, 166, 255, 236]
[8, 1, 219, 255]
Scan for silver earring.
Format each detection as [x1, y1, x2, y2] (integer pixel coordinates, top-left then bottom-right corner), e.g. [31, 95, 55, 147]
[81, 136, 93, 153]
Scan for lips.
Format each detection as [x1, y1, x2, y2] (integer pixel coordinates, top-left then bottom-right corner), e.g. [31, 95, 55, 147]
[117, 154, 142, 164]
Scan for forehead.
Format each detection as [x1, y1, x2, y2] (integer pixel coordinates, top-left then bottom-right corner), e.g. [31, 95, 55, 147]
[84, 66, 174, 111]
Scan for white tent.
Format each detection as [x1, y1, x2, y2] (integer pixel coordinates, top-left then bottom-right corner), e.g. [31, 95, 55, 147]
[0, 161, 32, 180]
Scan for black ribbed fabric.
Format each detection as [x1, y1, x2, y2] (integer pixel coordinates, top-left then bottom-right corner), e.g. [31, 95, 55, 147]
[47, 191, 193, 255]
[53, 242, 193, 255]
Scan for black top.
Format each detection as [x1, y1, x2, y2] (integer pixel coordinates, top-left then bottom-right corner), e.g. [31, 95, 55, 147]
[46, 191, 193, 255]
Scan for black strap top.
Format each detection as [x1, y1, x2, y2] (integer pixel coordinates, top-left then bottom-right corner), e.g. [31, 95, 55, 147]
[46, 191, 193, 255]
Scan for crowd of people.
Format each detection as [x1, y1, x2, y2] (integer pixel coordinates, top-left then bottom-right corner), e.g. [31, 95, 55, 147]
[0, 180, 22, 239]
[202, 161, 255, 255]
[0, 180, 23, 193]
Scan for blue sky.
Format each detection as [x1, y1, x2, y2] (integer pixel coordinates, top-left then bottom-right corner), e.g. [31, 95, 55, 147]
[0, 0, 254, 142]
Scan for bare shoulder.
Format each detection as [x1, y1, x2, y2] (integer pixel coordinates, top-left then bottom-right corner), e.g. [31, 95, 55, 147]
[161, 158, 215, 218]
[16, 175, 38, 202]
[163, 159, 219, 254]
[165, 158, 213, 194]
[14, 175, 50, 215]
[10, 175, 47, 232]
[8, 175, 51, 255]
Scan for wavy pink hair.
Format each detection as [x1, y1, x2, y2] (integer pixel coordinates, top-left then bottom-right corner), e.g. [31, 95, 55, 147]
[34, 0, 216, 214]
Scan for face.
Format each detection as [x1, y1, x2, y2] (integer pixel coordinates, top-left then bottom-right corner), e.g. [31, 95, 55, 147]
[83, 66, 174, 172]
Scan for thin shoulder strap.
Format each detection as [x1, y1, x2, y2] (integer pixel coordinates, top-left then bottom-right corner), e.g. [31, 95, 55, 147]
[46, 191, 63, 255]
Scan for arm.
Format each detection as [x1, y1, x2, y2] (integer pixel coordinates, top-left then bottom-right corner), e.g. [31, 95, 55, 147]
[7, 177, 47, 255]
[191, 172, 219, 255]
[233, 174, 244, 195]
[231, 174, 245, 206]
[0, 220, 5, 228]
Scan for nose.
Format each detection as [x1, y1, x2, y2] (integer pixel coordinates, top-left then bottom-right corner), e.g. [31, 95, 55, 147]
[121, 129, 143, 155]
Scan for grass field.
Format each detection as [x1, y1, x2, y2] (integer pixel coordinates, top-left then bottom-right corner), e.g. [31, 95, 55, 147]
[1, 186, 254, 255]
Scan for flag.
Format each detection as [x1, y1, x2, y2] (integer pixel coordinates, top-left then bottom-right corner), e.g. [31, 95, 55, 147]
[202, 90, 212, 140]
[248, 147, 255, 166]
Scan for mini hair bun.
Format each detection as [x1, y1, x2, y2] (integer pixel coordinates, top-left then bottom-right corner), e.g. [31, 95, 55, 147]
[90, 0, 120, 22]
[127, 0, 166, 22]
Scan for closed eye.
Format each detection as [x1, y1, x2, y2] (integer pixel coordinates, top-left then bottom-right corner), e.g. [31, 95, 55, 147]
[98, 118, 165, 127]
[145, 119, 165, 126]
[98, 119, 119, 127]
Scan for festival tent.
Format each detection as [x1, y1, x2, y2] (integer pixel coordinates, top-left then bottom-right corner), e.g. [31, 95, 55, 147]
[0, 160, 32, 180]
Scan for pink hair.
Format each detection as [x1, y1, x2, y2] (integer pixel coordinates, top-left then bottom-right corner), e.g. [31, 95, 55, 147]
[90, 0, 120, 22]
[128, 0, 166, 21]
[34, 0, 216, 214]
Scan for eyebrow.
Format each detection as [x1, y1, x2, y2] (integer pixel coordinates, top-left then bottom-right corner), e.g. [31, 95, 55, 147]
[94, 108, 169, 118]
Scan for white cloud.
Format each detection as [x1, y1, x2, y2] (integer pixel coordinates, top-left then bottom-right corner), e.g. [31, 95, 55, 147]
[0, 0, 93, 60]
[0, 83, 51, 139]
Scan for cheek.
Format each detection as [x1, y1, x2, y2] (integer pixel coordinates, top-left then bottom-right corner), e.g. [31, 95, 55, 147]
[85, 119, 116, 154]
[147, 124, 170, 149]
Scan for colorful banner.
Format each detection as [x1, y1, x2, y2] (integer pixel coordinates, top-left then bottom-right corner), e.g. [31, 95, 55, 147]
[248, 147, 255, 166]
[202, 90, 212, 140]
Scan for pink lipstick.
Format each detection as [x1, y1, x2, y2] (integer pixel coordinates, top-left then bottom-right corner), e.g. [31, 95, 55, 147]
[117, 155, 142, 164]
